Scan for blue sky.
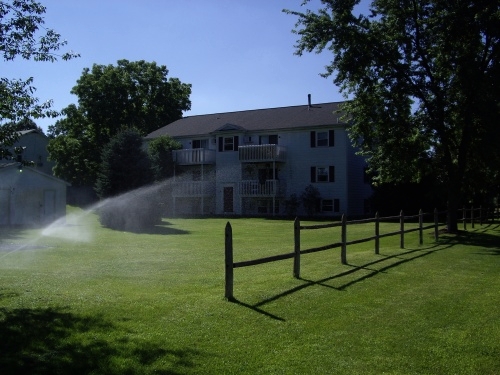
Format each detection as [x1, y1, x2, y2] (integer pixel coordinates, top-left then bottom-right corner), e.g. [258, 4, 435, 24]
[4, 0, 351, 133]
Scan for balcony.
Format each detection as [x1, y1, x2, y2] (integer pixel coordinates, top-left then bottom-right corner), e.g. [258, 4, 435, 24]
[172, 181, 216, 197]
[238, 144, 287, 163]
[173, 148, 216, 165]
[239, 179, 284, 197]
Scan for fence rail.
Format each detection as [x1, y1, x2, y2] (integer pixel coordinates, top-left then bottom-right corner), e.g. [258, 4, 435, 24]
[224, 205, 499, 300]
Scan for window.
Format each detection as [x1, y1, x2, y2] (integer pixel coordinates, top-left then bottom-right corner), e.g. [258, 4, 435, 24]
[192, 139, 208, 149]
[224, 137, 234, 151]
[322, 199, 340, 212]
[310, 130, 335, 147]
[322, 199, 333, 212]
[317, 167, 329, 182]
[317, 131, 328, 147]
[218, 136, 239, 152]
[311, 166, 335, 183]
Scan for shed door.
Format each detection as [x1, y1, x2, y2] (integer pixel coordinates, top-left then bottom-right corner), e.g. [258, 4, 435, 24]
[44, 190, 56, 223]
[223, 187, 233, 213]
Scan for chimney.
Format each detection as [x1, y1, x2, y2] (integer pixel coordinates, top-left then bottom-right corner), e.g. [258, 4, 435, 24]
[308, 94, 312, 109]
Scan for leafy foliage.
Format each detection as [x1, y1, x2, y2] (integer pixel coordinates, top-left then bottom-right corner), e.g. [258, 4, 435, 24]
[47, 60, 191, 186]
[147, 135, 182, 182]
[0, 0, 78, 160]
[46, 104, 97, 185]
[285, 0, 500, 230]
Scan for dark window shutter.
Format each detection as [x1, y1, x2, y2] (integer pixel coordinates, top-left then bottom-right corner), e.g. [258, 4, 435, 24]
[329, 130, 335, 147]
[329, 166, 335, 182]
[310, 166, 316, 182]
[218, 137, 223, 152]
[269, 134, 278, 144]
[310, 131, 316, 148]
[233, 136, 239, 151]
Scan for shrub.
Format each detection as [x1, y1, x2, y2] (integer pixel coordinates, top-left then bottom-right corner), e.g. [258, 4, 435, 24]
[300, 184, 321, 216]
[148, 135, 182, 182]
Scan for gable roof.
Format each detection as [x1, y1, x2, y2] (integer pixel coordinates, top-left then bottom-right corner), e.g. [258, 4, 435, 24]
[145, 101, 346, 139]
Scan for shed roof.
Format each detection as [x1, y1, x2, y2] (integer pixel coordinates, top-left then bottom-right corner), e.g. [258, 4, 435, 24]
[0, 163, 70, 185]
[145, 101, 346, 139]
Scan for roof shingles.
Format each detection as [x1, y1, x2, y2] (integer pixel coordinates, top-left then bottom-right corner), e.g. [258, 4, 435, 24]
[145, 102, 345, 139]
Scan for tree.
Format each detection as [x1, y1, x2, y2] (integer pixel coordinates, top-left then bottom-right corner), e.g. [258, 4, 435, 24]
[46, 104, 97, 185]
[95, 129, 152, 199]
[148, 135, 182, 182]
[1, 0, 78, 160]
[48, 59, 191, 186]
[95, 129, 161, 232]
[285, 0, 500, 232]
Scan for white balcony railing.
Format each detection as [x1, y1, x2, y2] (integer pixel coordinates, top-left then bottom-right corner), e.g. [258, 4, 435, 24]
[238, 144, 287, 162]
[173, 148, 216, 165]
[239, 179, 284, 197]
[172, 181, 216, 197]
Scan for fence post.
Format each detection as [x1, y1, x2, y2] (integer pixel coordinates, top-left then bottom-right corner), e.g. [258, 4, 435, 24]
[341, 214, 347, 265]
[419, 209, 423, 245]
[224, 222, 234, 301]
[463, 205, 467, 231]
[471, 205, 475, 229]
[375, 212, 380, 254]
[293, 217, 301, 279]
[400, 210, 404, 249]
[434, 208, 439, 241]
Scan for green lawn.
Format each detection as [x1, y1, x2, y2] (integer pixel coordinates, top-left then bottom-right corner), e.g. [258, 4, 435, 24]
[1, 207, 499, 374]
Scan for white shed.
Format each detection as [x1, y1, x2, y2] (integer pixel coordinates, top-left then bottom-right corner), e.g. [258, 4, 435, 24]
[0, 163, 68, 226]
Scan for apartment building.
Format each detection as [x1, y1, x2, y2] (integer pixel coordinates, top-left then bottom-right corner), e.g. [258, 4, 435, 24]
[145, 99, 372, 217]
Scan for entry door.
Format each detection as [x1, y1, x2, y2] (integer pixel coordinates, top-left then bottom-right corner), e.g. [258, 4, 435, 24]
[223, 187, 233, 213]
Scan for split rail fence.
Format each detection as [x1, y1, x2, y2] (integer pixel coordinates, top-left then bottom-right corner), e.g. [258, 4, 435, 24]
[225, 206, 499, 300]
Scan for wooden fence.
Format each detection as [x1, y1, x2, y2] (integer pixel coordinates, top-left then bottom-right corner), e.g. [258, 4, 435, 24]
[224, 206, 499, 300]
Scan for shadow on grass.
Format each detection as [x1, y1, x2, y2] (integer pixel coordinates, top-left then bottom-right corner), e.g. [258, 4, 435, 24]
[0, 306, 203, 375]
[231, 243, 454, 321]
[440, 223, 500, 256]
[102, 221, 191, 235]
[232, 223, 500, 319]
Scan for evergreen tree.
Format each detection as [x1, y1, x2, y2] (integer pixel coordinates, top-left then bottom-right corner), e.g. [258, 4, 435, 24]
[95, 129, 161, 232]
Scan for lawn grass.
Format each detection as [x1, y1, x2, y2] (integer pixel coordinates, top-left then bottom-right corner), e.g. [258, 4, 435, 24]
[1, 206, 499, 374]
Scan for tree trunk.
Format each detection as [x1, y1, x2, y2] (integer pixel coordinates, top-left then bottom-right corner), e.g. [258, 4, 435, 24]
[447, 179, 461, 233]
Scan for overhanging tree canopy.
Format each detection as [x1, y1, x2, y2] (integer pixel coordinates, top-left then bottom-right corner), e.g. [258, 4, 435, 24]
[285, 0, 500, 231]
[0, 0, 78, 160]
